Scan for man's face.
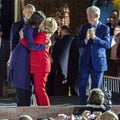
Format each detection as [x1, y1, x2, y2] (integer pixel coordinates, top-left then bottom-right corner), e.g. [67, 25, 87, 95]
[109, 17, 115, 24]
[87, 11, 99, 24]
[23, 7, 35, 20]
[112, 11, 119, 19]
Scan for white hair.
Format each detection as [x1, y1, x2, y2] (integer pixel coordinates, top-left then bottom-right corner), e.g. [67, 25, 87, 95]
[87, 6, 100, 17]
[19, 115, 33, 120]
[23, 4, 36, 12]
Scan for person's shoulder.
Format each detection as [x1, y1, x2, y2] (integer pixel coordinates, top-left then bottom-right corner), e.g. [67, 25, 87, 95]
[63, 34, 72, 38]
[34, 32, 47, 44]
[10, 19, 24, 31]
[78, 23, 90, 31]
[99, 21, 109, 28]
[81, 23, 90, 27]
[23, 25, 34, 32]
[12, 19, 24, 26]
[36, 32, 46, 38]
[39, 31, 46, 35]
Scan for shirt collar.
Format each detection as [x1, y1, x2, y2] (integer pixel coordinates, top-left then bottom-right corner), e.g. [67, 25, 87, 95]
[24, 18, 28, 23]
[91, 21, 99, 28]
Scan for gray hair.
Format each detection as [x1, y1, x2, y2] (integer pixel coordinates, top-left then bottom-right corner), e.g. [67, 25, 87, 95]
[87, 6, 100, 17]
[19, 115, 33, 120]
[23, 4, 36, 12]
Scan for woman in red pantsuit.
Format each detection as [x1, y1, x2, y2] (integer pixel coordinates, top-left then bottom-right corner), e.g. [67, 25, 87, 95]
[21, 17, 58, 106]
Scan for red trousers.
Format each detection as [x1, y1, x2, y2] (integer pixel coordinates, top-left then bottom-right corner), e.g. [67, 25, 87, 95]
[33, 72, 50, 106]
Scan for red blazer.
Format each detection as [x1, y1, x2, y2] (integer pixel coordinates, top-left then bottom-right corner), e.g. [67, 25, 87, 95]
[21, 32, 51, 73]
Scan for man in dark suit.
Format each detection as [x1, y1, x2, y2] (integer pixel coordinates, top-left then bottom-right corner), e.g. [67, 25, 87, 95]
[8, 4, 35, 105]
[77, 6, 110, 105]
[9, 4, 36, 51]
[0, 25, 10, 97]
[51, 25, 74, 95]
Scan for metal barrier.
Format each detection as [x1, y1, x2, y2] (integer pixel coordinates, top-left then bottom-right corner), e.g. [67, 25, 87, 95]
[102, 76, 120, 93]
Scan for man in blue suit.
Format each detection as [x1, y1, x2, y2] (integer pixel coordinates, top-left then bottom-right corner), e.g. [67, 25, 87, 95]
[77, 6, 110, 105]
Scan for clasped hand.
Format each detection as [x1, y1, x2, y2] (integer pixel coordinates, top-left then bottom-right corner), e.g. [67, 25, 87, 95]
[86, 28, 96, 40]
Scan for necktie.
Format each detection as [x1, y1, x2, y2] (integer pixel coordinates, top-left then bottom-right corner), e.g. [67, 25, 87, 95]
[91, 24, 96, 29]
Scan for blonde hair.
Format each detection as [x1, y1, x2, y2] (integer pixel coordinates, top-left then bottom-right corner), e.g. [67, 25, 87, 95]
[19, 115, 33, 120]
[100, 110, 118, 120]
[44, 17, 58, 34]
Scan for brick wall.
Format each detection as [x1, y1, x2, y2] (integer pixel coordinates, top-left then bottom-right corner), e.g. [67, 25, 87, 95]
[20, 0, 90, 35]
[0, 105, 120, 120]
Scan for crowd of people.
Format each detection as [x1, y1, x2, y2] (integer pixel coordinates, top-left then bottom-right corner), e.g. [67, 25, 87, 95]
[105, 9, 120, 77]
[18, 110, 119, 120]
[0, 2, 120, 119]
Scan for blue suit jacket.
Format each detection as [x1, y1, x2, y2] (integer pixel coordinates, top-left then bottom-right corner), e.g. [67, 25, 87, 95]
[77, 22, 110, 72]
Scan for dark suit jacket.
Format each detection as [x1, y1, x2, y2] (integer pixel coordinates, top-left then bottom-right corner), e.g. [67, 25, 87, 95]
[0, 38, 10, 80]
[10, 19, 24, 51]
[51, 35, 73, 95]
[52, 35, 73, 78]
[68, 36, 79, 79]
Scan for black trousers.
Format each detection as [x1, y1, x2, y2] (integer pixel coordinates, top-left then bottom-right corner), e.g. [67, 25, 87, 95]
[0, 68, 6, 97]
[16, 87, 32, 106]
[0, 76, 4, 97]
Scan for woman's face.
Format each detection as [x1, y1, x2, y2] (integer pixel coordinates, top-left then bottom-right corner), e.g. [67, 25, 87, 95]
[114, 27, 120, 36]
[38, 20, 45, 31]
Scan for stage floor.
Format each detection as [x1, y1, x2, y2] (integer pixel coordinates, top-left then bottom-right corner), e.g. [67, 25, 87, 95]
[0, 95, 119, 107]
